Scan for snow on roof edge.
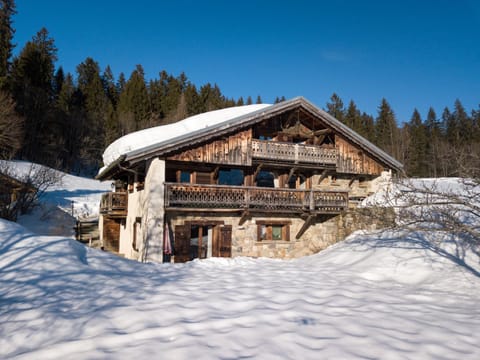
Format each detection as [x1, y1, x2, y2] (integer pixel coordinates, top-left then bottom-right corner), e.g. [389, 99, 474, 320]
[100, 104, 272, 172]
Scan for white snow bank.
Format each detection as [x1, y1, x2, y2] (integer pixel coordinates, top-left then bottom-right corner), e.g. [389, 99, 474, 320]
[101, 104, 271, 170]
[1, 219, 479, 359]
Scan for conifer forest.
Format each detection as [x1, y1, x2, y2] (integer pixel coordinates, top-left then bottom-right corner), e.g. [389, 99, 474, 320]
[1, 0, 479, 178]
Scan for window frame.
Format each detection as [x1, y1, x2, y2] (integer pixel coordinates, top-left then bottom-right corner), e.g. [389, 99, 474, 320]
[256, 220, 291, 242]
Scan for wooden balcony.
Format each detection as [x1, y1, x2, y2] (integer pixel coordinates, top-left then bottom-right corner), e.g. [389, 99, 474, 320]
[100, 192, 128, 218]
[251, 139, 337, 166]
[165, 183, 348, 214]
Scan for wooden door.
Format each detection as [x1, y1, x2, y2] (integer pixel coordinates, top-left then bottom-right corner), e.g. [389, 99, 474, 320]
[174, 225, 190, 263]
[103, 218, 120, 252]
[219, 225, 232, 257]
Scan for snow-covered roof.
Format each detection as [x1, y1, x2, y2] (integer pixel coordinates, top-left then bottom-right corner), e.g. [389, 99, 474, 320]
[102, 104, 271, 170]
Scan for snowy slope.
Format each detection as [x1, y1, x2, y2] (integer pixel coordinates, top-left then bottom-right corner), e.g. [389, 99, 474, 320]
[1, 164, 479, 359]
[1, 160, 111, 236]
[1, 224, 479, 359]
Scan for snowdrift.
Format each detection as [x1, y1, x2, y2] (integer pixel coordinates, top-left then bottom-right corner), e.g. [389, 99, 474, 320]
[1, 218, 479, 359]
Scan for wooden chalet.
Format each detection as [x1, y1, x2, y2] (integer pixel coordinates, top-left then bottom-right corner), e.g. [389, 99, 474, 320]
[97, 97, 403, 262]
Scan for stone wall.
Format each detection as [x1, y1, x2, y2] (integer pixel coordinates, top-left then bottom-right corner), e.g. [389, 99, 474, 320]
[168, 206, 394, 260]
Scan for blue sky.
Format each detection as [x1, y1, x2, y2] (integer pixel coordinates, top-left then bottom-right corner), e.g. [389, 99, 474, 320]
[13, 0, 480, 122]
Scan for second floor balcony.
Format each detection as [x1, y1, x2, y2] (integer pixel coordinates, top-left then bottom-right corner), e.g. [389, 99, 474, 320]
[251, 139, 337, 166]
[165, 183, 348, 214]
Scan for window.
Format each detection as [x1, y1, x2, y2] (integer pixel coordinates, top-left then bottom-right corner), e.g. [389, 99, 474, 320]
[257, 221, 290, 241]
[179, 170, 191, 183]
[256, 171, 274, 187]
[218, 169, 244, 186]
[132, 217, 141, 251]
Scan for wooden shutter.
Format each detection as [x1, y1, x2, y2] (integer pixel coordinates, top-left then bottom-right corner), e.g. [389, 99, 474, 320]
[219, 225, 232, 257]
[174, 225, 190, 263]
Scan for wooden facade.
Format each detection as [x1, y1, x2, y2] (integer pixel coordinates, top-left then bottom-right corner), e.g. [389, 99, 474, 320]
[169, 129, 252, 166]
[97, 97, 403, 262]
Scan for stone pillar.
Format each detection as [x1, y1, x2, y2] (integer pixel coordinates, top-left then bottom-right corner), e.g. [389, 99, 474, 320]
[142, 158, 165, 262]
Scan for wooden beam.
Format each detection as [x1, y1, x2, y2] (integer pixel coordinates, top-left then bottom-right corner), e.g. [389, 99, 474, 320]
[348, 176, 358, 187]
[239, 210, 250, 225]
[313, 128, 333, 136]
[253, 163, 263, 179]
[286, 167, 297, 184]
[212, 166, 220, 181]
[317, 169, 330, 184]
[296, 214, 315, 239]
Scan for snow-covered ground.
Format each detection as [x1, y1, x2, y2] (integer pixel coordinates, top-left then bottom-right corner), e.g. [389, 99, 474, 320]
[1, 163, 479, 359]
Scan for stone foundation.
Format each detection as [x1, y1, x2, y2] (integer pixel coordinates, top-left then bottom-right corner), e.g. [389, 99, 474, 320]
[168, 206, 394, 260]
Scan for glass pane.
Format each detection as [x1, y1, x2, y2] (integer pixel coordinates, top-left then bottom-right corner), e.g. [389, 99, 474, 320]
[218, 169, 244, 186]
[272, 225, 282, 240]
[180, 171, 190, 183]
[260, 225, 267, 240]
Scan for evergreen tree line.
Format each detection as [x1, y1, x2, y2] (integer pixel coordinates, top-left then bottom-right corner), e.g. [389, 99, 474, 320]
[0, 3, 266, 175]
[1, 1, 479, 178]
[325, 93, 480, 177]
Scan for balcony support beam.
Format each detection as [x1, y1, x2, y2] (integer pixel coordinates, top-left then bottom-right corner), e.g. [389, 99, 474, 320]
[296, 214, 315, 239]
[317, 169, 330, 184]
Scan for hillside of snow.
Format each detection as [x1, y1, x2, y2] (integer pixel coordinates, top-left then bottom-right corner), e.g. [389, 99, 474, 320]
[1, 162, 479, 359]
[1, 160, 111, 236]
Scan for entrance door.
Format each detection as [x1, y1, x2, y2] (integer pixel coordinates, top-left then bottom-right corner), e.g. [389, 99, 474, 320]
[174, 223, 232, 262]
[190, 225, 211, 260]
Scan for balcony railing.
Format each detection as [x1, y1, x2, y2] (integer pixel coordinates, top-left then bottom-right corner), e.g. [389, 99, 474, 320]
[251, 139, 337, 165]
[165, 183, 348, 213]
[100, 192, 128, 217]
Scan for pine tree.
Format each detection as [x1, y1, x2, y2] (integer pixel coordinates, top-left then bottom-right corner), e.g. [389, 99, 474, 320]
[161, 73, 183, 122]
[200, 83, 225, 111]
[344, 100, 362, 132]
[54, 72, 80, 171]
[237, 97, 244, 106]
[76, 57, 109, 173]
[102, 65, 118, 106]
[117, 64, 150, 131]
[325, 93, 345, 123]
[184, 83, 202, 116]
[375, 98, 399, 158]
[472, 105, 480, 143]
[453, 99, 472, 144]
[0, 0, 15, 89]
[360, 112, 376, 142]
[53, 66, 64, 98]
[425, 107, 441, 177]
[405, 109, 428, 177]
[10, 28, 58, 164]
[256, 95, 262, 104]
[246, 95, 253, 105]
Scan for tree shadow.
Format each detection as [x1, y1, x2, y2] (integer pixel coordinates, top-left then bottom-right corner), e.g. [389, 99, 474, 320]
[0, 224, 185, 357]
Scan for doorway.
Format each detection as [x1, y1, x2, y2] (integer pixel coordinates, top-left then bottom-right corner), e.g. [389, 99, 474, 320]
[174, 222, 232, 263]
[190, 225, 211, 259]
